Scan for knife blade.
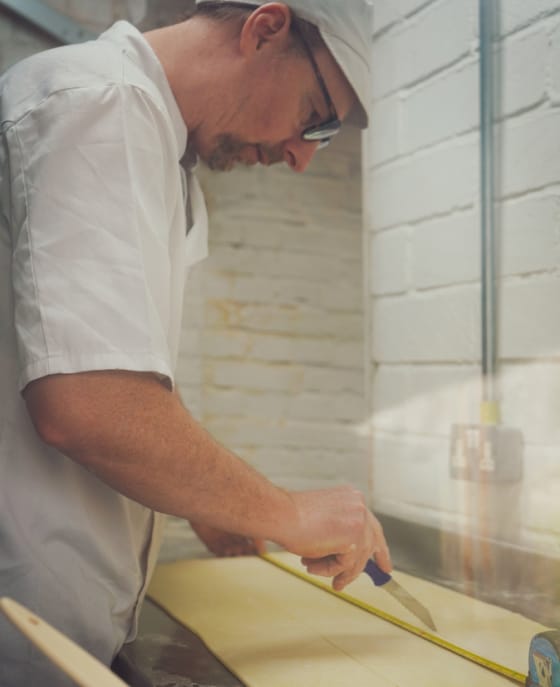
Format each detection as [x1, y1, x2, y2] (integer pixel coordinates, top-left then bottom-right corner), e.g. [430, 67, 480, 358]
[364, 559, 437, 632]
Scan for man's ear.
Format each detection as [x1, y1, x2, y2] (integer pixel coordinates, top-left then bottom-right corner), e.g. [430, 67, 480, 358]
[239, 3, 292, 55]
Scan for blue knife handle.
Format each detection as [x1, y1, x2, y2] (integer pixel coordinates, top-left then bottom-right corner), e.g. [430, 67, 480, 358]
[364, 559, 392, 587]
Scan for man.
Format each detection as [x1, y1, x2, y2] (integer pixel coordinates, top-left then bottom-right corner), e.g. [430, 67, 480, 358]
[0, 1, 390, 684]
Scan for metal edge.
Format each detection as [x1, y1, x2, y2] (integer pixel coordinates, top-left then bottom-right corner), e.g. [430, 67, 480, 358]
[0, 0, 96, 44]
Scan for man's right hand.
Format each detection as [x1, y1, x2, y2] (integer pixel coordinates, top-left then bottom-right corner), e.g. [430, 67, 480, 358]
[24, 371, 390, 595]
[279, 486, 392, 591]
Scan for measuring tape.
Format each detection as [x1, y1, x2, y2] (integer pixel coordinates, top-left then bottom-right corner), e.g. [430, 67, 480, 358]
[262, 554, 527, 684]
[527, 631, 560, 687]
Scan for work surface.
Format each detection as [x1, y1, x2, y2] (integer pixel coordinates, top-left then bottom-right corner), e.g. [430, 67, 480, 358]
[117, 600, 243, 687]
[147, 552, 549, 686]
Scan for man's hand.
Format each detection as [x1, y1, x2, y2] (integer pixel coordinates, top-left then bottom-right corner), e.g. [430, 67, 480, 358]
[280, 486, 391, 592]
[23, 371, 391, 592]
[190, 521, 266, 557]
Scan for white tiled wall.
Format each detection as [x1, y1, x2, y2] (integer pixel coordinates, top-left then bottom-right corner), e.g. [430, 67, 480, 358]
[366, 0, 560, 557]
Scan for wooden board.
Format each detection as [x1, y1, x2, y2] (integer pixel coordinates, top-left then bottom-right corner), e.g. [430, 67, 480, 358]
[0, 597, 128, 687]
[148, 552, 549, 686]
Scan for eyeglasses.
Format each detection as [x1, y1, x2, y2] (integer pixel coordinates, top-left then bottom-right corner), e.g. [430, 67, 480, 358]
[292, 24, 341, 149]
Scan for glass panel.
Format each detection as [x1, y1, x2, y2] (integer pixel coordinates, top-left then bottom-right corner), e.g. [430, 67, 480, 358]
[367, 0, 560, 635]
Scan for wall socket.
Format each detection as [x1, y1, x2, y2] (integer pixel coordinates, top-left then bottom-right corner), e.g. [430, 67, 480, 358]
[450, 424, 524, 483]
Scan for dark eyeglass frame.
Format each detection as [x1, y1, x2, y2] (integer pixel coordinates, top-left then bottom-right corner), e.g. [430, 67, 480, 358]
[291, 23, 341, 149]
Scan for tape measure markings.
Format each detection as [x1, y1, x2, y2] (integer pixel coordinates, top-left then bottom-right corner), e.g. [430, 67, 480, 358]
[261, 554, 526, 685]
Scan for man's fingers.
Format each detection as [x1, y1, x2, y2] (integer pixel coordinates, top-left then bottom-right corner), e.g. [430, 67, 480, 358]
[373, 546, 392, 573]
[370, 517, 393, 573]
[252, 538, 267, 555]
[302, 551, 365, 590]
[284, 492, 392, 594]
[301, 555, 345, 578]
[333, 549, 365, 591]
[332, 567, 361, 591]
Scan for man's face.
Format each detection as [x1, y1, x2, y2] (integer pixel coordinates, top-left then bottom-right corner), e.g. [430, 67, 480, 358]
[192, 37, 357, 174]
[204, 133, 285, 172]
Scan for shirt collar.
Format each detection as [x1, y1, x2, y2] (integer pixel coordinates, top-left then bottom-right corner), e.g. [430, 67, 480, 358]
[99, 21, 189, 160]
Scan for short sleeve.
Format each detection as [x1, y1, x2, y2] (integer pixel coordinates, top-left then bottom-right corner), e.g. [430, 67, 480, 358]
[8, 84, 184, 390]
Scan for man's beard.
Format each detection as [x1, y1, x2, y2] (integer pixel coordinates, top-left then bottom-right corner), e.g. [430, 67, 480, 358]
[205, 134, 283, 172]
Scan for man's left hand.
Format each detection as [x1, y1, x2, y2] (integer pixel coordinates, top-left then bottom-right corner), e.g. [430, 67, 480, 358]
[190, 521, 266, 557]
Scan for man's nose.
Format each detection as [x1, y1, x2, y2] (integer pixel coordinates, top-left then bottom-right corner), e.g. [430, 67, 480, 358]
[283, 137, 320, 173]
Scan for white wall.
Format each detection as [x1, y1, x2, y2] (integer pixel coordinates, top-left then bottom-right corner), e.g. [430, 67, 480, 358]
[167, 131, 366, 557]
[195, 140, 365, 488]
[365, 0, 560, 559]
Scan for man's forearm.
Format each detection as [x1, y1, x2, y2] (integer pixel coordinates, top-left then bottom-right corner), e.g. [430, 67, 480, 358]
[24, 369, 393, 589]
[24, 370, 296, 546]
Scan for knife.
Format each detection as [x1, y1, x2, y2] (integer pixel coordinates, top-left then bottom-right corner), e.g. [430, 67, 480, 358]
[364, 559, 437, 632]
[0, 597, 129, 687]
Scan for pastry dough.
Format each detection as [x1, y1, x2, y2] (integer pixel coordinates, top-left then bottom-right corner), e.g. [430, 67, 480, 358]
[148, 552, 548, 686]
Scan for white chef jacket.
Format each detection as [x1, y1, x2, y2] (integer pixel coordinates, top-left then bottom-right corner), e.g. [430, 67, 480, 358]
[0, 21, 208, 686]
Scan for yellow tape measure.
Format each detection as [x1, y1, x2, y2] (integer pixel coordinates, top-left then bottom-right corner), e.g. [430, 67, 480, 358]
[262, 554, 526, 685]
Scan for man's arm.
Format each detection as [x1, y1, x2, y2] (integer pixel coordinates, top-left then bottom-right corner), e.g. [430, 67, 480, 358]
[23, 369, 391, 590]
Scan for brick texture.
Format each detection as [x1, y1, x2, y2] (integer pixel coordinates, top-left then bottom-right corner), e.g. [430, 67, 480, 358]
[366, 0, 560, 561]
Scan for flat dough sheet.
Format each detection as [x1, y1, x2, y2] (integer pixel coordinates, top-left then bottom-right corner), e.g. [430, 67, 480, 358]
[148, 552, 548, 687]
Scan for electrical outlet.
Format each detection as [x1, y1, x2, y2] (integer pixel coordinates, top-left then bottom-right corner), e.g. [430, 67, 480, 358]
[450, 424, 523, 483]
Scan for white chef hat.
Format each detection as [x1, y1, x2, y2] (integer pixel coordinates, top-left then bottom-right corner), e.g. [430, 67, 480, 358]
[195, 0, 373, 128]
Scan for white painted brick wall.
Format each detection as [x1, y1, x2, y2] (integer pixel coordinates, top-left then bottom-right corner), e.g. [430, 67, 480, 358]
[371, 136, 479, 229]
[401, 60, 478, 155]
[174, 127, 367, 554]
[371, 0, 477, 100]
[366, 0, 560, 560]
[372, 0, 435, 36]
[372, 287, 480, 362]
[369, 94, 400, 166]
[551, 19, 560, 103]
[372, 365, 481, 436]
[498, 193, 560, 275]
[371, 433, 453, 516]
[370, 227, 409, 295]
[500, 110, 560, 196]
[500, 278, 560, 359]
[411, 210, 479, 288]
[500, 0, 560, 36]
[500, 363, 560, 445]
[501, 25, 548, 115]
[205, 416, 369, 456]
